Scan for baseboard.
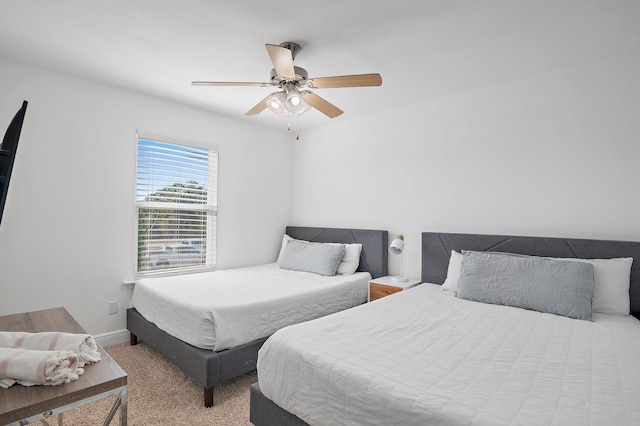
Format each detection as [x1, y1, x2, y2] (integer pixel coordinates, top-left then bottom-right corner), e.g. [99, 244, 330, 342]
[94, 329, 129, 348]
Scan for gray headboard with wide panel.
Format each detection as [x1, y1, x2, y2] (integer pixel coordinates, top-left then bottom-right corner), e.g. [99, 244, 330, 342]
[286, 226, 388, 279]
[421, 232, 640, 319]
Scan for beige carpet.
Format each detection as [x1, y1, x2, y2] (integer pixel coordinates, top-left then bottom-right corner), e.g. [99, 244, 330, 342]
[55, 342, 255, 425]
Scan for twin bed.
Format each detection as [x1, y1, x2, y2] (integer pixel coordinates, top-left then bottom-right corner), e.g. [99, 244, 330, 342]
[126, 226, 388, 407]
[250, 232, 640, 426]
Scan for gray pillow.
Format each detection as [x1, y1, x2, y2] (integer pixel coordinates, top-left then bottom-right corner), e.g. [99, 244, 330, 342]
[278, 239, 345, 276]
[457, 251, 595, 320]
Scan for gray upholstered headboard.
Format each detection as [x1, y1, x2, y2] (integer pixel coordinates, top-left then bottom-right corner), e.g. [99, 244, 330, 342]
[286, 226, 388, 279]
[422, 232, 640, 319]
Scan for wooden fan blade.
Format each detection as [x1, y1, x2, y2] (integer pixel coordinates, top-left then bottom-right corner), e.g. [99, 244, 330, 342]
[265, 44, 295, 79]
[245, 95, 271, 115]
[301, 91, 343, 118]
[307, 73, 382, 89]
[192, 81, 270, 87]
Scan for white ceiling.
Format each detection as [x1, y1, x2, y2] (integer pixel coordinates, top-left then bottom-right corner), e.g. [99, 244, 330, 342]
[1, 1, 640, 131]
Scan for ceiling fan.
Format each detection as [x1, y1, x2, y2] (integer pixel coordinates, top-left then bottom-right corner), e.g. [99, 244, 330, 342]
[192, 42, 382, 119]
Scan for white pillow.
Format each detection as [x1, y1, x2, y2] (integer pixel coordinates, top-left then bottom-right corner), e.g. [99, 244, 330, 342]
[560, 257, 633, 315]
[276, 234, 362, 275]
[441, 250, 463, 293]
[336, 243, 362, 275]
[276, 234, 293, 264]
[439, 249, 633, 315]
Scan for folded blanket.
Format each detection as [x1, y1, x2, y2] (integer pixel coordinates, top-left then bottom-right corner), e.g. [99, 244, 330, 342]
[0, 347, 80, 386]
[0, 331, 101, 367]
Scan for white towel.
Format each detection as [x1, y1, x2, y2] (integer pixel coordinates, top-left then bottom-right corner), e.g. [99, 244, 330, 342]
[0, 347, 80, 386]
[0, 331, 101, 367]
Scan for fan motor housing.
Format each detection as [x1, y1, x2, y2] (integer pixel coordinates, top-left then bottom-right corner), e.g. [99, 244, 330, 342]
[270, 66, 308, 87]
[279, 42, 302, 59]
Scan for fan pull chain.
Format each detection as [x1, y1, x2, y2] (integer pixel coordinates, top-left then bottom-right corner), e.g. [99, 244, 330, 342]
[287, 122, 301, 141]
[295, 115, 301, 141]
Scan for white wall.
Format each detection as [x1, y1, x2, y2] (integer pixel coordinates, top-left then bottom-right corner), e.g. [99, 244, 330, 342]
[2, 51, 639, 338]
[0, 57, 293, 336]
[291, 53, 640, 281]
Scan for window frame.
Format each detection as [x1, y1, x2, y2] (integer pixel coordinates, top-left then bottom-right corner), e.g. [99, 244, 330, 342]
[134, 133, 218, 278]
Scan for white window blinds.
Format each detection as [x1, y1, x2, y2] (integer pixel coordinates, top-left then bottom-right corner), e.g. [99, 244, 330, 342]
[135, 136, 218, 276]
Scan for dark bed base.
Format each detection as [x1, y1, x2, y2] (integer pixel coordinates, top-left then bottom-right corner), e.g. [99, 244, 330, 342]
[250, 383, 308, 426]
[249, 231, 640, 424]
[127, 307, 268, 407]
[127, 226, 388, 407]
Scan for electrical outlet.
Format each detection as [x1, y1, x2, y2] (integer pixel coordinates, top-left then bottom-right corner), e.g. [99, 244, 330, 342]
[108, 301, 118, 315]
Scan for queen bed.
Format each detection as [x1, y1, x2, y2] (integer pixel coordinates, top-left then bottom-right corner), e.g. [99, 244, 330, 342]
[250, 232, 640, 426]
[126, 226, 388, 407]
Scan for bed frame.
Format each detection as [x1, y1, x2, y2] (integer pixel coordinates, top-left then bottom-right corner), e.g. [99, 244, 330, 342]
[249, 231, 640, 425]
[127, 226, 388, 407]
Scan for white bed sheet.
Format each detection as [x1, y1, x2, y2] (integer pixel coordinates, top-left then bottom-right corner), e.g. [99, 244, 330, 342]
[257, 283, 640, 426]
[131, 263, 370, 351]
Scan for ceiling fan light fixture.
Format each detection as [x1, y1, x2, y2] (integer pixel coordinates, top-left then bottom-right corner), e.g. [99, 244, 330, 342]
[265, 86, 310, 117]
[285, 91, 305, 113]
[266, 92, 286, 115]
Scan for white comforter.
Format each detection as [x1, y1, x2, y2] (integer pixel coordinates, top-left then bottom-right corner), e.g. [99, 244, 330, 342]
[257, 284, 640, 426]
[132, 263, 370, 351]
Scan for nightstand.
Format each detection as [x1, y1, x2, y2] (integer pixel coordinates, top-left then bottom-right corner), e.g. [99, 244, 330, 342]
[369, 276, 422, 302]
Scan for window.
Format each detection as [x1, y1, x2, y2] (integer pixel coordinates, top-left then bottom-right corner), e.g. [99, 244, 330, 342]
[135, 135, 218, 276]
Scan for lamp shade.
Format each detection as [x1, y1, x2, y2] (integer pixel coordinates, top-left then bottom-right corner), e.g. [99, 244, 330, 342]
[266, 89, 311, 117]
[266, 92, 286, 115]
[389, 234, 404, 256]
[285, 91, 305, 113]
